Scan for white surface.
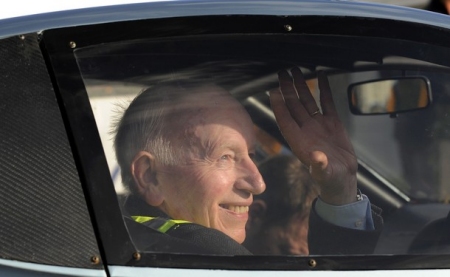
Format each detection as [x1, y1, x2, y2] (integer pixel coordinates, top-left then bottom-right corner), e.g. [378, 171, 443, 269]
[0, 258, 106, 277]
[109, 266, 450, 277]
[0, 0, 169, 20]
[0, 0, 429, 21]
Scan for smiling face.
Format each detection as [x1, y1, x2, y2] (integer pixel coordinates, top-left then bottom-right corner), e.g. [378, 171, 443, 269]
[152, 86, 266, 243]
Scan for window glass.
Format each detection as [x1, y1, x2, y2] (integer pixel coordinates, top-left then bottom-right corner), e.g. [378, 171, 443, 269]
[75, 34, 450, 256]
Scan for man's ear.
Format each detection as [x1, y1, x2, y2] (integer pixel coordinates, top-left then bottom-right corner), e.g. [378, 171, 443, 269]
[131, 151, 164, 206]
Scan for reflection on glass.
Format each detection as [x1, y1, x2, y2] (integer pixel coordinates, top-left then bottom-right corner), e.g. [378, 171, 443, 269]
[74, 35, 450, 257]
[244, 154, 319, 255]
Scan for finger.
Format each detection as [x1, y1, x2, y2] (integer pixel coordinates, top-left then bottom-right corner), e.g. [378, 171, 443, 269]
[318, 71, 338, 117]
[270, 89, 310, 163]
[269, 88, 297, 132]
[278, 70, 310, 126]
[291, 67, 320, 115]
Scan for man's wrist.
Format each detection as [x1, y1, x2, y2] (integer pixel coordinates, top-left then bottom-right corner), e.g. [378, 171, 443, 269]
[314, 193, 374, 230]
[319, 176, 358, 205]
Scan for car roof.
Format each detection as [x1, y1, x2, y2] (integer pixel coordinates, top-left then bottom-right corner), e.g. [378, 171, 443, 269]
[1, 0, 450, 39]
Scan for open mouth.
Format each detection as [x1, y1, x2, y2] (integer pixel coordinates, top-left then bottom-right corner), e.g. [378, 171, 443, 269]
[219, 204, 249, 214]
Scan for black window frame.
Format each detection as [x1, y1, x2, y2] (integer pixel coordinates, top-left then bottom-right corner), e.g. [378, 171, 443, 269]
[40, 14, 450, 270]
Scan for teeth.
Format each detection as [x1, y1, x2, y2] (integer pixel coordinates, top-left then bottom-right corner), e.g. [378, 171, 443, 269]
[221, 205, 249, 213]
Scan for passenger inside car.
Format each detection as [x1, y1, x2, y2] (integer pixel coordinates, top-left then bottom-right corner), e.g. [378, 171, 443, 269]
[243, 155, 318, 255]
[114, 68, 382, 255]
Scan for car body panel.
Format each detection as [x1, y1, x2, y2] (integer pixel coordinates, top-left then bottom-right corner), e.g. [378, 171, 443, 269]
[0, 31, 103, 271]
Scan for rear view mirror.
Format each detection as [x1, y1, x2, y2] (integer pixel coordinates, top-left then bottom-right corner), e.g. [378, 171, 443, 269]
[348, 77, 431, 115]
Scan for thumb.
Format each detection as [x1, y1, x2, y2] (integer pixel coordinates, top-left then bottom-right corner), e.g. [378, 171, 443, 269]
[308, 151, 329, 181]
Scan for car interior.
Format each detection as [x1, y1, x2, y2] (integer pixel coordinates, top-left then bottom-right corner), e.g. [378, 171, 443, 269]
[69, 33, 450, 255]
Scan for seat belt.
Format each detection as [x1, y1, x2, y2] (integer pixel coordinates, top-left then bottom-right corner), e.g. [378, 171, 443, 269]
[132, 216, 190, 233]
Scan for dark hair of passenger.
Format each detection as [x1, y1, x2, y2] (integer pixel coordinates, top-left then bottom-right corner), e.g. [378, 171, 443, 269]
[244, 154, 319, 255]
[256, 155, 319, 223]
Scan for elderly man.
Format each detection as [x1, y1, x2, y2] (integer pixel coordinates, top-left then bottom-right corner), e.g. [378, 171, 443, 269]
[115, 68, 382, 255]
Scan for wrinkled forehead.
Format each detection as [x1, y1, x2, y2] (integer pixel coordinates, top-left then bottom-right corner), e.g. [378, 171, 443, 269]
[162, 84, 254, 140]
[168, 84, 241, 113]
[163, 84, 246, 121]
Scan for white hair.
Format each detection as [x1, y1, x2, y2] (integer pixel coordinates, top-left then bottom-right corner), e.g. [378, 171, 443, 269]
[113, 81, 218, 195]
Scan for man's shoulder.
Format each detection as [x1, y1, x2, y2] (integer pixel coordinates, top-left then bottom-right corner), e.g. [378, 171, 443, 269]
[122, 195, 251, 255]
[168, 221, 251, 255]
[124, 216, 251, 255]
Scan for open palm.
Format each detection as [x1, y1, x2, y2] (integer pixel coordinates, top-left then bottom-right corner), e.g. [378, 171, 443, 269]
[270, 68, 358, 205]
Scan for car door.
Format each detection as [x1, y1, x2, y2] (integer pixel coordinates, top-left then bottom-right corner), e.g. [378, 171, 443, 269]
[3, 1, 450, 276]
[41, 4, 450, 276]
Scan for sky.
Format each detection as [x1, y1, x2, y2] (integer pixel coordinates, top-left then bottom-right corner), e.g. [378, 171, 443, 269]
[0, 0, 429, 20]
[0, 0, 165, 20]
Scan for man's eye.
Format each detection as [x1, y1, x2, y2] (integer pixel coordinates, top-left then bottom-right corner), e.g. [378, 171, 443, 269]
[220, 154, 232, 160]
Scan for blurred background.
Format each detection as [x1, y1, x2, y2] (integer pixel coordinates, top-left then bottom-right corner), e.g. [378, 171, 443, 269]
[363, 0, 428, 7]
[361, 1, 450, 16]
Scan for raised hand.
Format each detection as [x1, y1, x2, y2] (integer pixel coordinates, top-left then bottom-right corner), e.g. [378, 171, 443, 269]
[270, 68, 358, 205]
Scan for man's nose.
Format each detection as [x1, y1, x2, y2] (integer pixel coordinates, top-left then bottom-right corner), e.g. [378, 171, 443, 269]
[235, 157, 266, 195]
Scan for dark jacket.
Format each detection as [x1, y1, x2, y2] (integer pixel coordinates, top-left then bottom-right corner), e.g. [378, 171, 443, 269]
[308, 199, 383, 255]
[124, 195, 382, 255]
[124, 195, 251, 255]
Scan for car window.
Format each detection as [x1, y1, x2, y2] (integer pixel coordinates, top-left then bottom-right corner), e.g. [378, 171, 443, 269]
[43, 15, 450, 270]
